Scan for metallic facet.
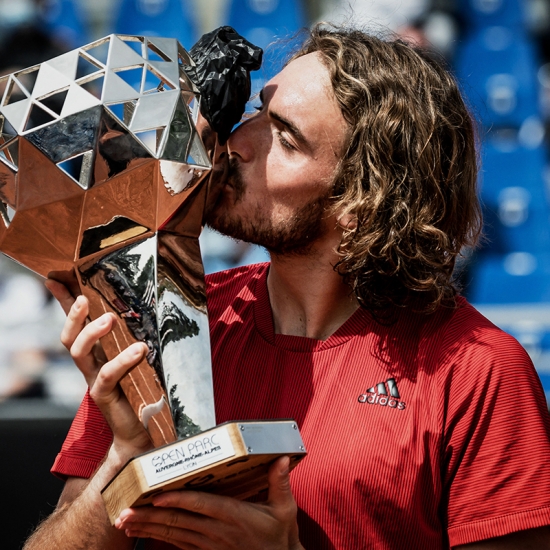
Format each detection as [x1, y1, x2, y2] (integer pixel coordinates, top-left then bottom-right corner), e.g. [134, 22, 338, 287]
[0, 35, 216, 448]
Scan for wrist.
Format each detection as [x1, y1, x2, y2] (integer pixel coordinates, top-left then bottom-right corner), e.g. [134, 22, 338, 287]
[84, 442, 145, 498]
[109, 437, 152, 467]
[106, 444, 133, 470]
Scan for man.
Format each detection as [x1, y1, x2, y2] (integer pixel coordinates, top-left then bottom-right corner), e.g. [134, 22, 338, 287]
[24, 26, 550, 549]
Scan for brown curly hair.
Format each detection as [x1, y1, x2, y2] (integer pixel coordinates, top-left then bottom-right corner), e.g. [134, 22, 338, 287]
[291, 25, 482, 313]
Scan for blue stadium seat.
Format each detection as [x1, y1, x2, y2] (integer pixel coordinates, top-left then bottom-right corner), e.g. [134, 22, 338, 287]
[480, 134, 547, 201]
[468, 253, 550, 303]
[536, 371, 550, 397]
[459, 0, 528, 30]
[478, 136, 550, 254]
[471, 301, 550, 398]
[508, 326, 550, 396]
[39, 0, 89, 48]
[455, 28, 540, 127]
[227, 0, 306, 97]
[481, 198, 550, 255]
[227, 0, 305, 49]
[112, 0, 197, 49]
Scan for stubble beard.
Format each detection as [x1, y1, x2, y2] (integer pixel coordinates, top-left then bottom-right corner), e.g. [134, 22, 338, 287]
[205, 158, 332, 256]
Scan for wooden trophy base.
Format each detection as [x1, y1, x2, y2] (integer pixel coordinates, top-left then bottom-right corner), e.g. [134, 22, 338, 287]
[101, 420, 307, 524]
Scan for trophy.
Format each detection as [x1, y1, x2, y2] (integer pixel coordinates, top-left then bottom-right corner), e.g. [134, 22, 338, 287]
[0, 29, 306, 523]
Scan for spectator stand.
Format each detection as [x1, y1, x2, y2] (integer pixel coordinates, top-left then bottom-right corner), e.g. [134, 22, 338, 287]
[111, 0, 198, 50]
[38, 0, 90, 49]
[456, 0, 550, 400]
[226, 0, 306, 103]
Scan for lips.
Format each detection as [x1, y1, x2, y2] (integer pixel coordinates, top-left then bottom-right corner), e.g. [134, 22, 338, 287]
[224, 158, 245, 201]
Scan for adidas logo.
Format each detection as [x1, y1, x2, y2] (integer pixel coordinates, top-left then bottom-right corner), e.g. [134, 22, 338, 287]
[358, 378, 406, 410]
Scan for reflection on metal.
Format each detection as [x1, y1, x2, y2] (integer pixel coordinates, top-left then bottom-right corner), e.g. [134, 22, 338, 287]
[0, 35, 216, 447]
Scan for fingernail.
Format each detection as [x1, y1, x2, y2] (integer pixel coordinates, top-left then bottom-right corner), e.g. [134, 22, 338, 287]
[280, 456, 290, 475]
[98, 314, 110, 326]
[118, 509, 131, 521]
[129, 343, 144, 357]
[152, 495, 168, 506]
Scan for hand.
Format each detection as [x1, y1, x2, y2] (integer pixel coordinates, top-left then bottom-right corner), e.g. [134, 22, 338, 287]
[114, 456, 304, 550]
[45, 279, 108, 384]
[45, 279, 152, 457]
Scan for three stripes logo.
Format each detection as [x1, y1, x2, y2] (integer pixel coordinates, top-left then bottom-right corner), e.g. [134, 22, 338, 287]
[358, 378, 406, 410]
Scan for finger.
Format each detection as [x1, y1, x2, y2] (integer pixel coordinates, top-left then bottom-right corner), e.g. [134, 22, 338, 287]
[44, 278, 76, 315]
[60, 295, 89, 351]
[125, 527, 201, 550]
[70, 311, 114, 359]
[69, 312, 116, 382]
[91, 342, 147, 404]
[151, 490, 239, 523]
[267, 457, 300, 546]
[116, 508, 210, 549]
[118, 503, 214, 532]
[124, 526, 203, 550]
[267, 456, 293, 508]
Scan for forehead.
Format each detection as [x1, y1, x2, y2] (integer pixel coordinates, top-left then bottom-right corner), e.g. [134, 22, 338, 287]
[265, 53, 347, 153]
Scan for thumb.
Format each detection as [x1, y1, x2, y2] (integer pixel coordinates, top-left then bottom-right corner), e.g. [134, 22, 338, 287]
[267, 456, 293, 507]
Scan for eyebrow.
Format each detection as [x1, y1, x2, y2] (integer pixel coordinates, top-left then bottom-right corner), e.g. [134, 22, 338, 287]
[260, 88, 313, 152]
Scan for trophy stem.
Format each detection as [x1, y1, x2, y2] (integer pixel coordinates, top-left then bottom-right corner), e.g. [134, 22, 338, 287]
[77, 267, 178, 446]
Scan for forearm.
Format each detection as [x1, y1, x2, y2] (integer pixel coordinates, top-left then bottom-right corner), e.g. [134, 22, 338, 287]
[27, 288, 153, 549]
[24, 446, 136, 550]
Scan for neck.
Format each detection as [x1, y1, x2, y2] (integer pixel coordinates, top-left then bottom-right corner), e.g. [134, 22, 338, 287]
[266, 246, 359, 341]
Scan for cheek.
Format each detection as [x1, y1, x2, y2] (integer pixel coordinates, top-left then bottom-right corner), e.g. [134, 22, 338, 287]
[265, 153, 317, 189]
[273, 158, 336, 197]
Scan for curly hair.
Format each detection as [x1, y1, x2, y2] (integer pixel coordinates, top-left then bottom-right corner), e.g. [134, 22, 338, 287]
[290, 25, 482, 313]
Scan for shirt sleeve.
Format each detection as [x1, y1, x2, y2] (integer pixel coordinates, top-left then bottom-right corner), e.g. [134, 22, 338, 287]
[440, 318, 550, 547]
[51, 389, 113, 480]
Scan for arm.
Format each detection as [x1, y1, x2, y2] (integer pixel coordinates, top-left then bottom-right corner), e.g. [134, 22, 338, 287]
[24, 281, 152, 550]
[26, 281, 304, 550]
[24, 468, 133, 550]
[454, 526, 550, 549]
[439, 311, 550, 547]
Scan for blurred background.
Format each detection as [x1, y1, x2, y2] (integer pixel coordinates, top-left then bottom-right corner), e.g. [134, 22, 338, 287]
[1, 0, 550, 547]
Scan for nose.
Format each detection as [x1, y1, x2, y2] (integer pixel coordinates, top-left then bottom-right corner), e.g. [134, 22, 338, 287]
[226, 117, 256, 163]
[212, 140, 227, 169]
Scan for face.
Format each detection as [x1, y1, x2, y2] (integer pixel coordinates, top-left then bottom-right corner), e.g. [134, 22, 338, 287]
[205, 52, 348, 255]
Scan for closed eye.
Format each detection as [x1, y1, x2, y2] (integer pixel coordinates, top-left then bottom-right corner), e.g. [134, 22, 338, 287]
[277, 131, 295, 151]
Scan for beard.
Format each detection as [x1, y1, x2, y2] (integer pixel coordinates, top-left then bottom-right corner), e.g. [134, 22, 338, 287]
[205, 158, 332, 256]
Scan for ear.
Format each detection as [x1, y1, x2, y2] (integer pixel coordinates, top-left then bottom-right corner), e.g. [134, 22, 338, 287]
[337, 212, 357, 231]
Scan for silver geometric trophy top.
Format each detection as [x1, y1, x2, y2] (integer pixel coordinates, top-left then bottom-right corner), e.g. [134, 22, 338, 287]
[0, 35, 216, 446]
[0, 34, 211, 278]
